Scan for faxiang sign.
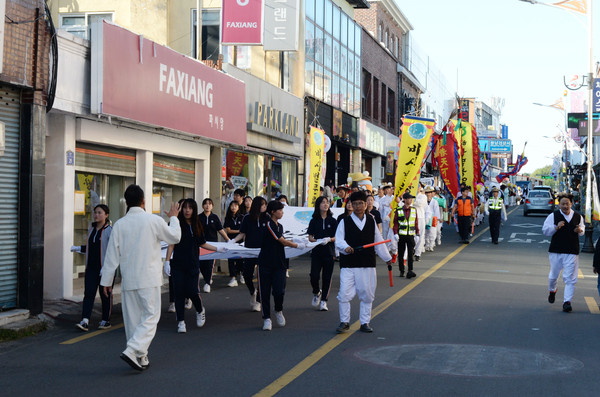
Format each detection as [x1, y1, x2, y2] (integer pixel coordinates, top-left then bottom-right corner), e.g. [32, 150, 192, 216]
[252, 101, 299, 138]
[221, 0, 263, 45]
[90, 21, 246, 146]
[263, 0, 299, 51]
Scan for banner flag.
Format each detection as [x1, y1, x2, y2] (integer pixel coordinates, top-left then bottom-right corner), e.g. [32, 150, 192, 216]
[434, 131, 460, 198]
[592, 171, 600, 221]
[306, 127, 325, 207]
[552, 0, 587, 15]
[454, 120, 476, 197]
[471, 125, 484, 185]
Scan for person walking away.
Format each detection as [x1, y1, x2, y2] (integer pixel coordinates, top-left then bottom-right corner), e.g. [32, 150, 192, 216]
[413, 185, 428, 260]
[485, 187, 507, 244]
[334, 191, 393, 334]
[164, 199, 226, 333]
[542, 193, 584, 312]
[229, 197, 268, 312]
[258, 200, 304, 330]
[307, 196, 337, 311]
[100, 185, 182, 371]
[392, 192, 418, 278]
[424, 186, 440, 252]
[451, 186, 475, 243]
[72, 204, 113, 331]
[223, 200, 244, 287]
[198, 198, 230, 292]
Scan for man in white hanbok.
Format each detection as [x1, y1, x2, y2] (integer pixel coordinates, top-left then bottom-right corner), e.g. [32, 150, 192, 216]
[413, 186, 428, 260]
[424, 186, 440, 252]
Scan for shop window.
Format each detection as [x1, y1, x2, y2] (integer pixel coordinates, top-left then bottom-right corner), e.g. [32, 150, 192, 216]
[373, 77, 379, 121]
[152, 183, 195, 223]
[191, 9, 220, 61]
[362, 69, 371, 119]
[60, 12, 113, 40]
[381, 83, 387, 126]
[388, 88, 395, 132]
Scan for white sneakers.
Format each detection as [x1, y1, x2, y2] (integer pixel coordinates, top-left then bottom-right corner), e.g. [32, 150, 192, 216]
[177, 321, 187, 333]
[203, 284, 211, 293]
[196, 308, 206, 328]
[168, 302, 176, 313]
[274, 311, 286, 327]
[227, 277, 238, 287]
[184, 299, 192, 310]
[239, 275, 245, 285]
[312, 291, 322, 308]
[250, 291, 261, 312]
[319, 301, 328, 311]
[263, 318, 272, 331]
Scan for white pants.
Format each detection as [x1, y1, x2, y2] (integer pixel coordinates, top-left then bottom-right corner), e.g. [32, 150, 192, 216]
[548, 253, 579, 302]
[122, 286, 162, 358]
[414, 231, 425, 256]
[436, 223, 443, 245]
[337, 267, 377, 325]
[425, 227, 437, 249]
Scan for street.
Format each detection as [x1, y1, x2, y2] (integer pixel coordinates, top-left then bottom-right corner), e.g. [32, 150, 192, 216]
[3, 207, 600, 397]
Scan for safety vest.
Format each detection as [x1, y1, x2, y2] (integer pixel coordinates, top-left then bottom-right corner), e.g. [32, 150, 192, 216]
[456, 197, 473, 217]
[489, 198, 503, 210]
[396, 206, 417, 236]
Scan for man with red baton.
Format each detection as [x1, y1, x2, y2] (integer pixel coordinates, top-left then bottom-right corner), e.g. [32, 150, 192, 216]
[334, 191, 393, 334]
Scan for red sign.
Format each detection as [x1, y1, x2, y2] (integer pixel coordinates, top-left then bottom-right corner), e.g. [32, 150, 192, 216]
[92, 22, 246, 146]
[221, 0, 263, 45]
[226, 151, 248, 178]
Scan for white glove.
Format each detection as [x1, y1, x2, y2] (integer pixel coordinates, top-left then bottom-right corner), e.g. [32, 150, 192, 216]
[216, 246, 228, 253]
[296, 242, 306, 250]
[70, 245, 81, 253]
[163, 261, 171, 277]
[320, 237, 331, 245]
[227, 239, 237, 244]
[393, 234, 399, 243]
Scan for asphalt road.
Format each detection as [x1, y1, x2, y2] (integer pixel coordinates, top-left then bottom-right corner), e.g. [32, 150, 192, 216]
[3, 206, 600, 397]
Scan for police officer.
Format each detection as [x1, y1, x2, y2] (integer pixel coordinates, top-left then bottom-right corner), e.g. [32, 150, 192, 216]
[485, 187, 507, 244]
[392, 192, 419, 278]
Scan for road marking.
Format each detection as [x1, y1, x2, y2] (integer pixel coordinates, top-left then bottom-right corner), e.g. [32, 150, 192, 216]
[584, 297, 600, 314]
[578, 269, 584, 279]
[253, 227, 491, 397]
[60, 323, 124, 345]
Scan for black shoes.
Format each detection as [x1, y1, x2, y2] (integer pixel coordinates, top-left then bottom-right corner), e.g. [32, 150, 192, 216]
[336, 322, 350, 334]
[563, 301, 572, 312]
[406, 271, 416, 279]
[399, 272, 404, 277]
[493, 241, 498, 245]
[548, 290, 556, 304]
[360, 323, 373, 333]
[414, 256, 420, 261]
[75, 321, 89, 332]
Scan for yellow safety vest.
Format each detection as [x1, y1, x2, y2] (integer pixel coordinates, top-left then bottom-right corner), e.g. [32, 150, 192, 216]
[397, 207, 417, 236]
[489, 198, 503, 210]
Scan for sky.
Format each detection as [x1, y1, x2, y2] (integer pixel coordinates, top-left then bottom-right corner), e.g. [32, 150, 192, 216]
[394, 0, 600, 173]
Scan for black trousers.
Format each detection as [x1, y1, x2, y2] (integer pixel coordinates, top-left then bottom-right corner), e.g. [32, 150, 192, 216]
[199, 259, 214, 285]
[243, 258, 259, 300]
[228, 258, 243, 277]
[489, 210, 501, 243]
[310, 255, 334, 301]
[457, 216, 472, 241]
[258, 264, 286, 319]
[171, 268, 203, 322]
[397, 235, 415, 273]
[82, 265, 112, 322]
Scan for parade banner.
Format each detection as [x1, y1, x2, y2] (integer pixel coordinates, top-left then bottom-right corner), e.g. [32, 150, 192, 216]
[471, 125, 484, 185]
[306, 127, 325, 207]
[592, 172, 600, 222]
[457, 121, 476, 197]
[434, 132, 460, 198]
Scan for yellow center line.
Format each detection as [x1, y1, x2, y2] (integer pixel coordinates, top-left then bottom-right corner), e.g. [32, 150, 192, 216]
[585, 297, 600, 314]
[60, 323, 124, 345]
[578, 269, 585, 279]
[254, 223, 493, 397]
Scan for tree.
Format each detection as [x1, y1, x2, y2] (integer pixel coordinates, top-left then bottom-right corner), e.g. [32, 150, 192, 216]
[530, 165, 556, 189]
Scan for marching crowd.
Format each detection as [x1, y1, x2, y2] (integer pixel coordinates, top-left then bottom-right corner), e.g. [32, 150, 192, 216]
[73, 180, 581, 372]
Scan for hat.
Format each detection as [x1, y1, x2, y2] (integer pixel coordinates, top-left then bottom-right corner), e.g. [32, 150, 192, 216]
[402, 192, 415, 200]
[382, 183, 392, 190]
[491, 187, 500, 193]
[424, 186, 435, 193]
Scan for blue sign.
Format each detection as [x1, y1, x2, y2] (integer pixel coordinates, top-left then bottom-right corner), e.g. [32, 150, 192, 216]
[479, 139, 512, 153]
[501, 124, 508, 140]
[66, 150, 74, 166]
[594, 78, 600, 113]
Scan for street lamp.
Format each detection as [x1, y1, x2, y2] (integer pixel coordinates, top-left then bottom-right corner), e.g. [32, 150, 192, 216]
[520, 0, 595, 252]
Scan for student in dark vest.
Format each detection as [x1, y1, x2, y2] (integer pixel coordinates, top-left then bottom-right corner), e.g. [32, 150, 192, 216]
[542, 193, 584, 312]
[334, 191, 393, 334]
[451, 186, 475, 243]
[392, 192, 419, 279]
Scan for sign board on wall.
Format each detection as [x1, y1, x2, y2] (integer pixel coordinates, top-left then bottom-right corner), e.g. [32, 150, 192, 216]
[90, 21, 246, 146]
[263, 0, 299, 51]
[221, 0, 263, 45]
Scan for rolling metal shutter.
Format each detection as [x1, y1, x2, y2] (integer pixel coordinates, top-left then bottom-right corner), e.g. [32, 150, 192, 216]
[0, 86, 21, 310]
[75, 143, 136, 177]
[153, 154, 195, 188]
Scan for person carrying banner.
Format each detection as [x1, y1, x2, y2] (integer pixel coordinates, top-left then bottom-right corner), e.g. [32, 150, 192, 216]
[542, 193, 584, 313]
[392, 192, 419, 278]
[334, 191, 393, 334]
[451, 186, 475, 244]
[485, 187, 507, 244]
[424, 186, 440, 252]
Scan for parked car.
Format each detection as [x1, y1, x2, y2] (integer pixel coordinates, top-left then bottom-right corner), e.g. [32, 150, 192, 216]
[523, 190, 555, 216]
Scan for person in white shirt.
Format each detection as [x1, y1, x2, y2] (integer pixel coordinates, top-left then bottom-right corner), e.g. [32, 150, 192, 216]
[413, 185, 428, 260]
[334, 191, 393, 334]
[101, 185, 182, 371]
[424, 186, 440, 252]
[541, 193, 585, 313]
[484, 187, 507, 244]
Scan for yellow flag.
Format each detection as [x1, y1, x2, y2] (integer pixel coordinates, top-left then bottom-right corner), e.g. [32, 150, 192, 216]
[306, 127, 325, 207]
[458, 121, 476, 197]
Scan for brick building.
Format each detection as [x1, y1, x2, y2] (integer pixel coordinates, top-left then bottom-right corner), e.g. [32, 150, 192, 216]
[0, 0, 54, 314]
